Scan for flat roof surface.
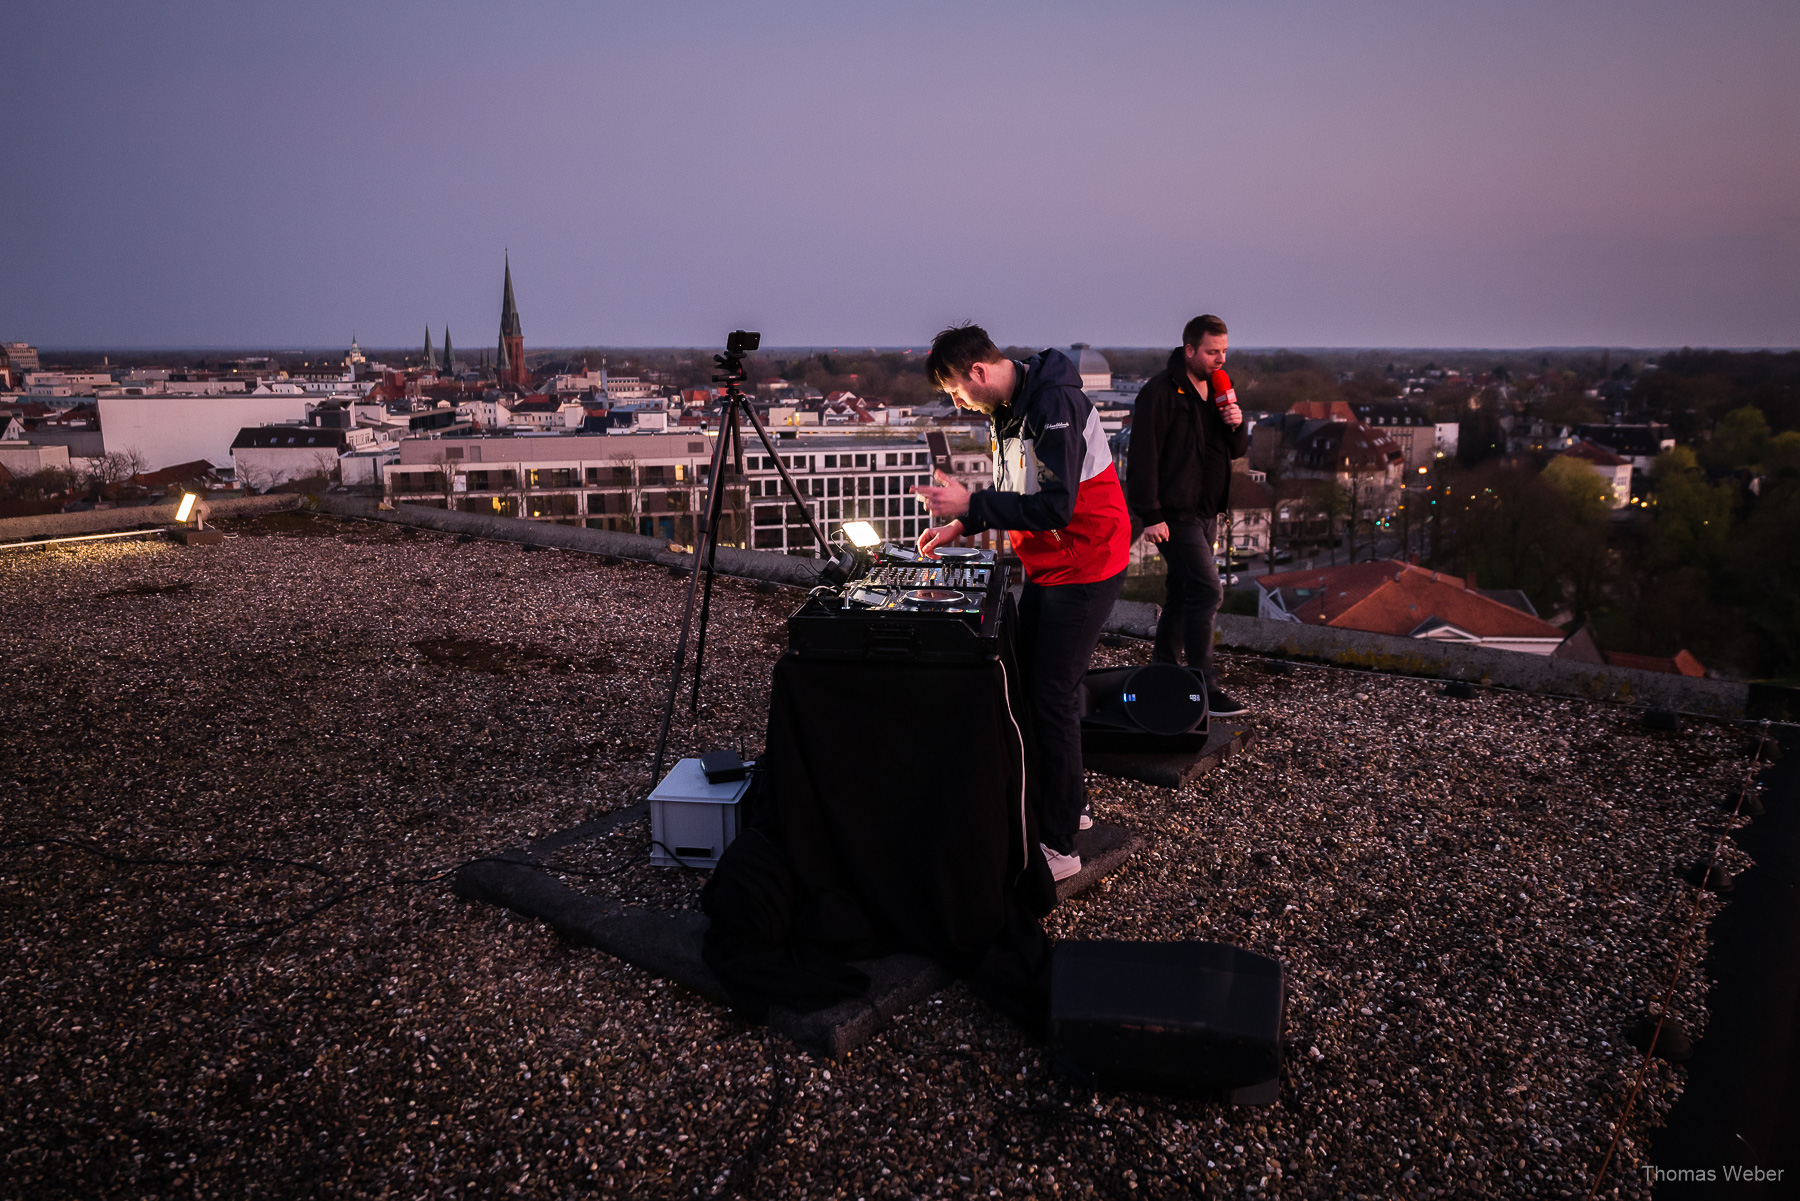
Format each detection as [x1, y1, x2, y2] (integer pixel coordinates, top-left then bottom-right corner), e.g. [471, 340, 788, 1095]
[0, 510, 1767, 1198]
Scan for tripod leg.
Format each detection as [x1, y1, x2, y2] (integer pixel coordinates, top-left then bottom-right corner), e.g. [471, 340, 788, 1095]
[651, 414, 736, 785]
[740, 404, 833, 559]
[689, 415, 735, 715]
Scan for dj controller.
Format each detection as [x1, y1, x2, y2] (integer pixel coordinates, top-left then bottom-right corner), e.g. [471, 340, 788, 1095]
[788, 543, 1010, 662]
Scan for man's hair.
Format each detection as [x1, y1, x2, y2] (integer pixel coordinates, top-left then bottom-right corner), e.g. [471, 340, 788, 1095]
[926, 323, 1006, 389]
[1182, 314, 1228, 347]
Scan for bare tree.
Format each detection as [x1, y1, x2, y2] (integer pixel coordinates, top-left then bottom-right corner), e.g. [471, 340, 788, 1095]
[237, 459, 278, 495]
[84, 448, 147, 497]
[302, 450, 340, 493]
[427, 449, 456, 510]
[1317, 482, 1352, 566]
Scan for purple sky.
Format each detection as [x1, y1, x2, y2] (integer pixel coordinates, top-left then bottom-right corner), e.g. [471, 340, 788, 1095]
[3, 1, 1796, 350]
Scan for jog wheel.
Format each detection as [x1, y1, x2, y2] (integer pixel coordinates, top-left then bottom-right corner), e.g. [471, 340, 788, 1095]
[903, 588, 965, 607]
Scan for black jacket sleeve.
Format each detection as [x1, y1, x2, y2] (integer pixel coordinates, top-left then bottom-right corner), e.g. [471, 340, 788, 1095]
[962, 385, 1084, 534]
[1226, 412, 1250, 460]
[1126, 377, 1168, 525]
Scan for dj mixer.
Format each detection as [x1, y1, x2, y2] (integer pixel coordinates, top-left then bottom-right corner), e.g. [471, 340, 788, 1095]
[787, 543, 1010, 662]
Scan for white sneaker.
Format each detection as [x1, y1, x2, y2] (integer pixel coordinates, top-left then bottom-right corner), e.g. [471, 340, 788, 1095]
[1041, 843, 1083, 882]
[1079, 807, 1094, 831]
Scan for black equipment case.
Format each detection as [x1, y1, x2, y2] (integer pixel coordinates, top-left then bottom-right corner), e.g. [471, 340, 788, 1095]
[1050, 940, 1285, 1102]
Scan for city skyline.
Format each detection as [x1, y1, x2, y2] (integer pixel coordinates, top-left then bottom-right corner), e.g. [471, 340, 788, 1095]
[3, 1, 1796, 350]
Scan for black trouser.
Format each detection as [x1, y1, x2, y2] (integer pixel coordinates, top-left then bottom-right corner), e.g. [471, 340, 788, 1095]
[1018, 569, 1126, 856]
[1153, 516, 1222, 690]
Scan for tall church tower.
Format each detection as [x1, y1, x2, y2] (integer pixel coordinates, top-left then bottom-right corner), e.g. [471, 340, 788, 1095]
[442, 326, 454, 377]
[423, 326, 435, 371]
[497, 253, 526, 389]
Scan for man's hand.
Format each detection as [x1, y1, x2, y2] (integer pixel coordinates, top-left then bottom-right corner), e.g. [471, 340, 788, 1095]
[1221, 402, 1243, 428]
[1142, 521, 1170, 543]
[917, 520, 964, 559]
[912, 469, 971, 520]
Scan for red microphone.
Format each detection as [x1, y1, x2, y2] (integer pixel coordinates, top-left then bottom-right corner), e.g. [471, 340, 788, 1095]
[1208, 369, 1237, 418]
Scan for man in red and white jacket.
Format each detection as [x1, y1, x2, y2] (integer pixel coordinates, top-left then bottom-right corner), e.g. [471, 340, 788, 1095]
[914, 324, 1130, 883]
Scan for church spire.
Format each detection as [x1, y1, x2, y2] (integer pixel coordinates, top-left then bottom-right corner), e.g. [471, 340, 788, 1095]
[423, 325, 434, 369]
[500, 252, 522, 339]
[496, 251, 526, 389]
[443, 326, 453, 376]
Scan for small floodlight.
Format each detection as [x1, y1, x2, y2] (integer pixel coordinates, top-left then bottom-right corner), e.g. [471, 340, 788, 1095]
[841, 521, 881, 549]
[1417, 466, 1428, 474]
[171, 491, 219, 545]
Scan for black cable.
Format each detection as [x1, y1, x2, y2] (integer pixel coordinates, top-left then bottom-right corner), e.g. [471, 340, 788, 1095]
[646, 840, 717, 873]
[697, 1030, 792, 1200]
[900, 1035, 1207, 1200]
[0, 833, 475, 962]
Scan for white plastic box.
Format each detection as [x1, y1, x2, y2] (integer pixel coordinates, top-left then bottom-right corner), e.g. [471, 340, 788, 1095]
[648, 757, 750, 868]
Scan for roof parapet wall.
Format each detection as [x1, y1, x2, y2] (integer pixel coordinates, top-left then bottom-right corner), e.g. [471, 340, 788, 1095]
[3, 498, 1772, 720]
[1209, 610, 1747, 718]
[1098, 600, 1751, 718]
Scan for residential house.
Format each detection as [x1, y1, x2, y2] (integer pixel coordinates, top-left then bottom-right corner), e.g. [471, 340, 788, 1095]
[1557, 440, 1632, 508]
[1221, 467, 1275, 561]
[1257, 560, 1566, 655]
[1550, 622, 1706, 676]
[1346, 402, 1440, 470]
[231, 424, 366, 491]
[1289, 421, 1405, 526]
[1571, 423, 1675, 475]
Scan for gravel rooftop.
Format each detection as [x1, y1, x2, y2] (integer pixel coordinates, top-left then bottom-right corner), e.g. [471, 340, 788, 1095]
[0, 511, 1770, 1199]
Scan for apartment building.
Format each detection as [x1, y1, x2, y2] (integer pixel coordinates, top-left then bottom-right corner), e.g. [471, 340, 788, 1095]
[743, 437, 995, 554]
[383, 432, 993, 554]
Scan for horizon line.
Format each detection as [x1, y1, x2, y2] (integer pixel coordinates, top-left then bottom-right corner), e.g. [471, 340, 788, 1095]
[22, 343, 1800, 355]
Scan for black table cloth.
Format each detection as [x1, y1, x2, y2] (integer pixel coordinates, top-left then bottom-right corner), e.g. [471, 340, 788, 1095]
[702, 598, 1056, 1031]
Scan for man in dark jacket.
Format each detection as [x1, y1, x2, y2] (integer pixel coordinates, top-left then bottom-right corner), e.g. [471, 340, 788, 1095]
[913, 324, 1130, 884]
[1126, 314, 1251, 717]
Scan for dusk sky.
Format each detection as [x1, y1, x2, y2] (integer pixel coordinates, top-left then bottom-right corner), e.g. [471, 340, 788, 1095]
[4, 1, 1796, 350]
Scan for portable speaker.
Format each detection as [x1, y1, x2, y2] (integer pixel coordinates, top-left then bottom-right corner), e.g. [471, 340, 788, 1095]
[1050, 940, 1284, 1102]
[1079, 663, 1209, 750]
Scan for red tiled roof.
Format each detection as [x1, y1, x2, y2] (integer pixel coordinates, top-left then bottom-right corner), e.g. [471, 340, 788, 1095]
[1288, 400, 1356, 421]
[1338, 424, 1404, 470]
[1260, 560, 1565, 639]
[134, 460, 219, 488]
[1561, 440, 1629, 468]
[1259, 559, 1404, 606]
[1229, 476, 1275, 510]
[1605, 649, 1706, 677]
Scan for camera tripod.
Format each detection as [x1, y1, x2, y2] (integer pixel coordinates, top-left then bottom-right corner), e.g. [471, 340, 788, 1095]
[650, 331, 836, 784]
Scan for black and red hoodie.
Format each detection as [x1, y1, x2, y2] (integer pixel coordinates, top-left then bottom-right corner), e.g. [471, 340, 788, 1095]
[957, 349, 1130, 586]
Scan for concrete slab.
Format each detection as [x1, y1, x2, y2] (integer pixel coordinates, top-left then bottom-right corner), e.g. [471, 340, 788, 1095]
[454, 815, 1150, 1056]
[768, 954, 954, 1059]
[1059, 822, 1145, 903]
[450, 856, 726, 1004]
[451, 854, 954, 1057]
[1084, 725, 1255, 789]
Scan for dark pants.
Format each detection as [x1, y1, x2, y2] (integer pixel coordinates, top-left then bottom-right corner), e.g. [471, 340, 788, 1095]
[1153, 516, 1222, 690]
[1018, 570, 1126, 856]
